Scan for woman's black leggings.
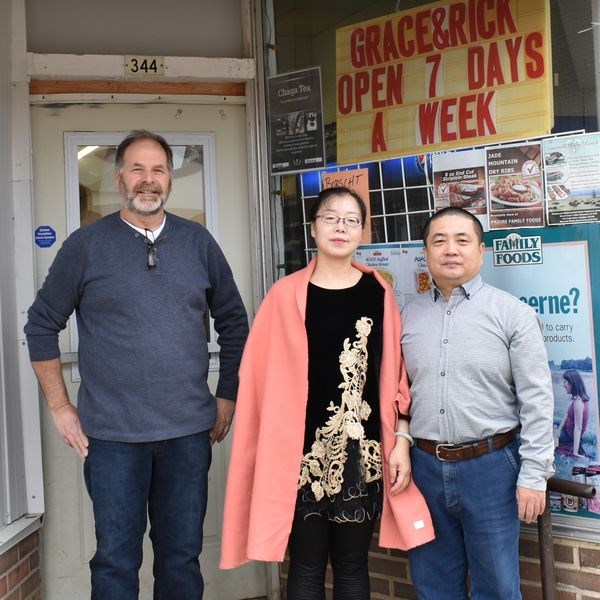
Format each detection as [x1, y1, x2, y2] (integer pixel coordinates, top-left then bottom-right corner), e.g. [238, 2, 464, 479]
[286, 511, 376, 600]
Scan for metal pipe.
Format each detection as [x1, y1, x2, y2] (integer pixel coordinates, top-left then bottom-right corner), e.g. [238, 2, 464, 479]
[547, 476, 596, 498]
[537, 478, 596, 600]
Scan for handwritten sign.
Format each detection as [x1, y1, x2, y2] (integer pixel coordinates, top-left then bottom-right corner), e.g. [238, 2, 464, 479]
[336, 0, 552, 163]
[322, 168, 372, 243]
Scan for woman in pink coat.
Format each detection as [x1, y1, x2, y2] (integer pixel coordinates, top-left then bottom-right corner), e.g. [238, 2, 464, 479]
[221, 187, 434, 599]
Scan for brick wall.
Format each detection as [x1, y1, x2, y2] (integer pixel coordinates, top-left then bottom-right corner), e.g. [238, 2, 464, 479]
[279, 525, 600, 599]
[0, 532, 41, 600]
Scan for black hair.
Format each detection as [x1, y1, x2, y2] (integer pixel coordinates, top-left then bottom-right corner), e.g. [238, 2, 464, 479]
[115, 129, 173, 173]
[309, 186, 367, 228]
[422, 207, 484, 245]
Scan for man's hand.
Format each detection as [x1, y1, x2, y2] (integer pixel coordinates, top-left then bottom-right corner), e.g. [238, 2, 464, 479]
[210, 397, 235, 445]
[31, 358, 88, 459]
[517, 486, 546, 523]
[50, 403, 89, 459]
[388, 440, 412, 495]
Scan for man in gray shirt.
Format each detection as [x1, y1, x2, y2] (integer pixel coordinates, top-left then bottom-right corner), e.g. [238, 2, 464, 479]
[401, 207, 554, 599]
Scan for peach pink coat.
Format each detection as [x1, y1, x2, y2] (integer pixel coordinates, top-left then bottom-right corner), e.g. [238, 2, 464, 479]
[220, 260, 434, 569]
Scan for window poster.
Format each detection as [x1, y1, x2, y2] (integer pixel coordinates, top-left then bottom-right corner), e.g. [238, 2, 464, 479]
[543, 132, 600, 226]
[482, 237, 600, 519]
[486, 143, 544, 230]
[322, 168, 372, 244]
[268, 67, 326, 175]
[432, 148, 488, 229]
[354, 242, 430, 310]
[355, 236, 600, 521]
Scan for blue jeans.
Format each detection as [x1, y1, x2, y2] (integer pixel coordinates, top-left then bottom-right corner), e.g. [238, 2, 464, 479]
[408, 440, 522, 600]
[83, 432, 211, 600]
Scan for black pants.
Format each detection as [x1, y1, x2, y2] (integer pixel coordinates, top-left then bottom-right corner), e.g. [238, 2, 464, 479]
[286, 512, 376, 600]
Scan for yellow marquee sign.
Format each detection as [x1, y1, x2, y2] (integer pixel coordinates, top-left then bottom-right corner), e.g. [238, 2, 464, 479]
[336, 0, 553, 163]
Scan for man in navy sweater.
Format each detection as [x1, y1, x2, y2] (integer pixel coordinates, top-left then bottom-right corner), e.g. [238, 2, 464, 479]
[25, 129, 249, 599]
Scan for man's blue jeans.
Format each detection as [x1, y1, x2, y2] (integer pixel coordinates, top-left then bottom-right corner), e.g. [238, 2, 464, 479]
[408, 440, 522, 600]
[83, 432, 211, 600]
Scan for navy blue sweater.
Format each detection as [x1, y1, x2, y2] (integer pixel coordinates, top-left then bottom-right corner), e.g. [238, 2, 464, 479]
[25, 212, 249, 442]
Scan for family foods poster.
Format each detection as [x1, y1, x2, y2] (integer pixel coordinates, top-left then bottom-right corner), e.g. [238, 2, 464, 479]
[483, 237, 600, 518]
[358, 237, 600, 519]
[336, 0, 553, 164]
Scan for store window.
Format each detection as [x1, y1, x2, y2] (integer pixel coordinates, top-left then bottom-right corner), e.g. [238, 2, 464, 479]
[264, 0, 598, 274]
[261, 0, 600, 542]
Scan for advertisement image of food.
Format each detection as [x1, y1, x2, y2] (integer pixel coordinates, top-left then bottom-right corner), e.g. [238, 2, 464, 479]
[448, 181, 486, 208]
[490, 176, 541, 206]
[415, 269, 432, 294]
[376, 268, 395, 287]
[545, 168, 567, 184]
[545, 151, 566, 166]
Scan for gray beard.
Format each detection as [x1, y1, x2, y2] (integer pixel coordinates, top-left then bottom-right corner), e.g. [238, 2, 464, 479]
[126, 194, 167, 216]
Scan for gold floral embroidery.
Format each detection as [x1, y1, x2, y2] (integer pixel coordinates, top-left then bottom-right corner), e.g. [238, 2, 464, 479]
[298, 317, 382, 501]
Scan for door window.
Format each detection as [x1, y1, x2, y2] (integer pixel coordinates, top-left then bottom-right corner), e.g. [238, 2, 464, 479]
[64, 132, 220, 378]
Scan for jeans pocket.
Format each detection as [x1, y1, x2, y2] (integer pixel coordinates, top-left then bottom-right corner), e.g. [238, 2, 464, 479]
[501, 441, 521, 476]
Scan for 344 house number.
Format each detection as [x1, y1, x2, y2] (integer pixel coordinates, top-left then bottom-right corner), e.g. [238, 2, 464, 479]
[124, 56, 164, 75]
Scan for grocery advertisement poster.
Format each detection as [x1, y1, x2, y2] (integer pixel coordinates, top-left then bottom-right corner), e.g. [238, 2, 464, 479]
[543, 132, 600, 226]
[356, 236, 600, 520]
[482, 237, 600, 518]
[486, 143, 544, 229]
[354, 242, 431, 310]
[432, 149, 488, 229]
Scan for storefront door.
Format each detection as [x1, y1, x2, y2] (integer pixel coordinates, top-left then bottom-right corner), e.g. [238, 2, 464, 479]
[30, 102, 265, 600]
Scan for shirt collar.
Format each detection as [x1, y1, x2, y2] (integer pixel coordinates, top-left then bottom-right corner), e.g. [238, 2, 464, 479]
[121, 214, 167, 237]
[432, 273, 483, 301]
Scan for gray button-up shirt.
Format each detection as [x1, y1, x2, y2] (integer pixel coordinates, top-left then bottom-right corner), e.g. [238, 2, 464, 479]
[401, 274, 555, 490]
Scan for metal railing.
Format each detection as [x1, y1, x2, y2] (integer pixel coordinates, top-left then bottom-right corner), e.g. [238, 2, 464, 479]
[537, 477, 596, 600]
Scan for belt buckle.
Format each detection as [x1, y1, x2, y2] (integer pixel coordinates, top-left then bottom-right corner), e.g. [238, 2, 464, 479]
[435, 443, 457, 461]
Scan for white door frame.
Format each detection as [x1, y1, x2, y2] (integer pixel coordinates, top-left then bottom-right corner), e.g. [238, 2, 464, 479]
[13, 0, 280, 596]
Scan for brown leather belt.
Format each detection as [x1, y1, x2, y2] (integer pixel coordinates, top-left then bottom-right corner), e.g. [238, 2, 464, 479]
[415, 429, 517, 462]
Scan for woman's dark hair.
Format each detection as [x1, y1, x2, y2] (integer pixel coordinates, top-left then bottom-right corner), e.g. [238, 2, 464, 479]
[422, 207, 484, 244]
[309, 186, 368, 229]
[563, 369, 590, 402]
[115, 129, 173, 173]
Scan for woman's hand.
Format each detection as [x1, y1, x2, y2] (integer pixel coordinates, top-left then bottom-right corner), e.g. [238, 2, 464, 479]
[388, 438, 412, 495]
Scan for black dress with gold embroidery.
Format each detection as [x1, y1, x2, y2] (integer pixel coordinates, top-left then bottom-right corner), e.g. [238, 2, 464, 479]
[297, 273, 384, 522]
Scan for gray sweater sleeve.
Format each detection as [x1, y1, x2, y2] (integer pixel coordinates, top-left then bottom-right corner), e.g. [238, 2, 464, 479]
[24, 229, 86, 360]
[205, 237, 249, 401]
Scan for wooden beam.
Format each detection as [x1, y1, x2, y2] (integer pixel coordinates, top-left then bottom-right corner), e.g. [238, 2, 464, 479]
[29, 54, 255, 81]
[29, 80, 245, 96]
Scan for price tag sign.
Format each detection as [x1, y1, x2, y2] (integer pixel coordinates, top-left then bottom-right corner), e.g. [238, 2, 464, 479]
[124, 56, 164, 76]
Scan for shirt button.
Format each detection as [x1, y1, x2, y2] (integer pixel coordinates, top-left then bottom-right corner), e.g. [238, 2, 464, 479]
[446, 310, 451, 315]
[443, 339, 448, 344]
[440, 371, 445, 376]
[440, 409, 445, 414]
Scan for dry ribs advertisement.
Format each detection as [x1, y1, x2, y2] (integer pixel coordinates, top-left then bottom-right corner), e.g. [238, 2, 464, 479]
[486, 143, 544, 229]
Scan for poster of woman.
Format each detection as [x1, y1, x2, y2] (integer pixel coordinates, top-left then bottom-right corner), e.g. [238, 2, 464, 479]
[482, 238, 600, 517]
[555, 368, 593, 459]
